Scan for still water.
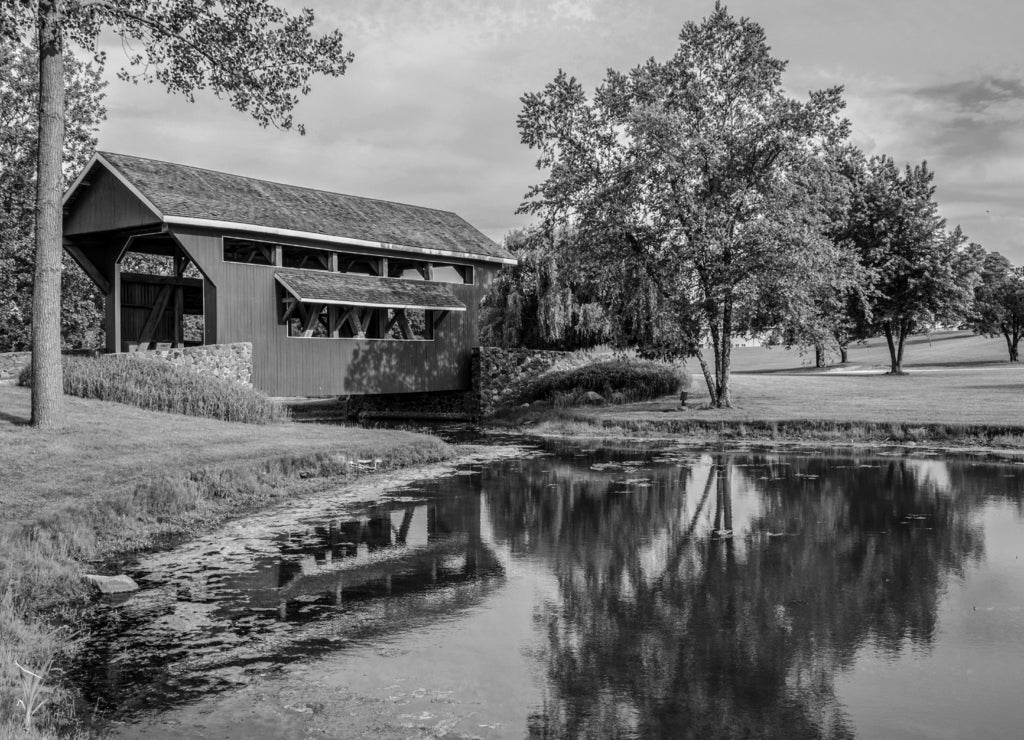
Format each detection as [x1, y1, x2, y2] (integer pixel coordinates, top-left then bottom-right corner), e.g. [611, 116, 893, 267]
[78, 444, 1024, 738]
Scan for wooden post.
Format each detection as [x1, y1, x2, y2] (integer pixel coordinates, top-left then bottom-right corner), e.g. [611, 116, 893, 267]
[376, 259, 388, 338]
[172, 252, 183, 346]
[106, 261, 121, 353]
[202, 279, 216, 344]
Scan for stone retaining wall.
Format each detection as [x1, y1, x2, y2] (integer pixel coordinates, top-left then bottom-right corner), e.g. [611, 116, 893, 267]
[128, 343, 253, 386]
[472, 346, 585, 416]
[0, 351, 32, 383]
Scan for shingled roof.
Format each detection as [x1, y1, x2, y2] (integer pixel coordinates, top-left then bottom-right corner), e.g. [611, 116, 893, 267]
[66, 152, 514, 264]
[275, 269, 466, 311]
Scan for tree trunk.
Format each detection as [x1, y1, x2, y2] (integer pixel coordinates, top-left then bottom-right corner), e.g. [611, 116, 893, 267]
[883, 324, 897, 374]
[839, 344, 848, 364]
[814, 343, 825, 368]
[895, 321, 908, 374]
[31, 0, 66, 428]
[1006, 330, 1020, 362]
[717, 293, 733, 407]
[696, 350, 717, 405]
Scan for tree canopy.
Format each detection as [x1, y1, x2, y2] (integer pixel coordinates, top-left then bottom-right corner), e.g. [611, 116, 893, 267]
[969, 250, 1024, 362]
[517, 3, 850, 406]
[480, 228, 611, 350]
[844, 156, 980, 373]
[0, 37, 106, 352]
[12, 0, 354, 427]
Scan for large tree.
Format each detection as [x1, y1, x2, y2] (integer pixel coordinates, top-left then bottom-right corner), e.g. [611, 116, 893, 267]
[0, 38, 106, 352]
[7, 0, 354, 428]
[969, 250, 1024, 362]
[845, 156, 980, 374]
[517, 4, 849, 406]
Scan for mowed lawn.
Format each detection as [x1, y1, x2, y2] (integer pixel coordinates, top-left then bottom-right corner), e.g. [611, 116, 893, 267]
[591, 331, 1024, 427]
[0, 385, 447, 528]
[720, 330, 1012, 373]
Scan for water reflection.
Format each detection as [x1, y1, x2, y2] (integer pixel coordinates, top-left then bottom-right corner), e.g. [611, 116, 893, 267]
[77, 447, 1024, 738]
[487, 452, 994, 738]
[79, 485, 504, 716]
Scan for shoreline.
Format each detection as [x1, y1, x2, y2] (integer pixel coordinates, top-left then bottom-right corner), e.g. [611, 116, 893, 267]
[513, 428, 1024, 462]
[491, 404, 1024, 461]
[0, 384, 459, 738]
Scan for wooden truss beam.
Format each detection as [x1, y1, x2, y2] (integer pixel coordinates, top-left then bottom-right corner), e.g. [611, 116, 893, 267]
[280, 297, 299, 324]
[63, 242, 110, 294]
[137, 284, 173, 348]
[300, 303, 324, 337]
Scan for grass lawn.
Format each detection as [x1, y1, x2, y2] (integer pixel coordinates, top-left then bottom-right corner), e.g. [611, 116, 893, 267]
[543, 332, 1024, 440]
[0, 385, 445, 528]
[0, 385, 451, 737]
[718, 330, 1012, 373]
[592, 364, 1024, 427]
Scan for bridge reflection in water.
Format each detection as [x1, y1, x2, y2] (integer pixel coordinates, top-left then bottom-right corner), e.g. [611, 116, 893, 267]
[76, 482, 503, 718]
[234, 495, 495, 618]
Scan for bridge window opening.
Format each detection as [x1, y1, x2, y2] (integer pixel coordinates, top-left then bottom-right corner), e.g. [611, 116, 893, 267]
[223, 237, 275, 266]
[281, 244, 331, 271]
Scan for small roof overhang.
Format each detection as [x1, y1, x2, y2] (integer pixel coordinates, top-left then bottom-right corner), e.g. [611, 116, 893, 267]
[274, 269, 467, 312]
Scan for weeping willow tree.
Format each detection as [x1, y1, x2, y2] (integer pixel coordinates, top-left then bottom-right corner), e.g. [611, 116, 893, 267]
[479, 227, 611, 350]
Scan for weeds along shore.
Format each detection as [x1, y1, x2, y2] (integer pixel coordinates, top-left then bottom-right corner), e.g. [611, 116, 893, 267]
[492, 405, 1024, 458]
[0, 384, 452, 737]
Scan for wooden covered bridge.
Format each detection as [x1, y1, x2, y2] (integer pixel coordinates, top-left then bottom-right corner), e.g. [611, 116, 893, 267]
[61, 152, 514, 396]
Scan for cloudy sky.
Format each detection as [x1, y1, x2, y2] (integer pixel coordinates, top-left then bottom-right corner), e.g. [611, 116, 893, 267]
[94, 0, 1024, 263]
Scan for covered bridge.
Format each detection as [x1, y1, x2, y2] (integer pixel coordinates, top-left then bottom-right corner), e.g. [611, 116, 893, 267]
[61, 152, 514, 396]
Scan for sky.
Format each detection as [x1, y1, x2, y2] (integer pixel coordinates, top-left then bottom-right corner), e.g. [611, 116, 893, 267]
[94, 0, 1024, 264]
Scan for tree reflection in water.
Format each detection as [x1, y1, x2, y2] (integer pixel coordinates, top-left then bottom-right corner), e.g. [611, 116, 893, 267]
[482, 451, 990, 739]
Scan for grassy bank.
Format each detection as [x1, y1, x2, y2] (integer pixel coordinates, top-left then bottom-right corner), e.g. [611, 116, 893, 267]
[0, 385, 453, 737]
[524, 413, 1024, 453]
[497, 354, 1024, 450]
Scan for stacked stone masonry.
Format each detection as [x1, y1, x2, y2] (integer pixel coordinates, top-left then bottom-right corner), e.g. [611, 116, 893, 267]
[0, 351, 32, 383]
[472, 346, 585, 417]
[128, 343, 253, 386]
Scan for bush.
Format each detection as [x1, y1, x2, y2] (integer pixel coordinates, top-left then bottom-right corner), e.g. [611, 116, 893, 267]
[18, 356, 286, 424]
[521, 358, 686, 405]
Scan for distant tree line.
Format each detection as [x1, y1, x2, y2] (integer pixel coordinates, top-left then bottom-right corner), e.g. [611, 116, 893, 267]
[482, 2, 1023, 406]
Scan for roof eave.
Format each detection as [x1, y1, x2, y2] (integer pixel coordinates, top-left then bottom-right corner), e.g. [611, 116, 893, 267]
[64, 153, 517, 266]
[166, 216, 516, 265]
[274, 272, 468, 312]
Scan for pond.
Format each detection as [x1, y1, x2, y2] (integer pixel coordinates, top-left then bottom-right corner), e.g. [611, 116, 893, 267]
[76, 443, 1024, 739]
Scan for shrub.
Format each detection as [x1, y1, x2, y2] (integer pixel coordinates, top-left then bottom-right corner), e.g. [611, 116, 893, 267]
[521, 358, 686, 405]
[18, 356, 286, 424]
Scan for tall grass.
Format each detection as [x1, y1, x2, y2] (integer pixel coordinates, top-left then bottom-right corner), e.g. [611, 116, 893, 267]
[19, 356, 286, 424]
[522, 358, 686, 406]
